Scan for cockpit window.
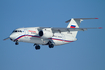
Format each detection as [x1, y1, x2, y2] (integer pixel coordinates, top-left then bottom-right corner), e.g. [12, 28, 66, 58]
[12, 30, 22, 33]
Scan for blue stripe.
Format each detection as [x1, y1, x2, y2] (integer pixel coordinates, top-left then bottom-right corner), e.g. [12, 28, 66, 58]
[71, 25, 76, 27]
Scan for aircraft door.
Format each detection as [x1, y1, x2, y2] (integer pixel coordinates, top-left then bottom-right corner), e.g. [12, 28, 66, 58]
[24, 29, 28, 35]
[62, 34, 66, 43]
[24, 29, 29, 38]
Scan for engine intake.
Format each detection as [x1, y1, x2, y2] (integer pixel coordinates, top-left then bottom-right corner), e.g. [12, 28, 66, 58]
[39, 28, 53, 38]
[39, 30, 43, 36]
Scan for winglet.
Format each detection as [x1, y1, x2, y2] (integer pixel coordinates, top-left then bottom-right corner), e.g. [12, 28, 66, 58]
[98, 27, 102, 29]
[95, 18, 98, 19]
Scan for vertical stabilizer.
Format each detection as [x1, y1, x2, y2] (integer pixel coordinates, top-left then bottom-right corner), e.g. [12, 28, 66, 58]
[67, 18, 82, 38]
[66, 18, 98, 38]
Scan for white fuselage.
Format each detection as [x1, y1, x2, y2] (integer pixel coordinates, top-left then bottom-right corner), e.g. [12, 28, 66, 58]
[4, 18, 99, 50]
[10, 27, 77, 46]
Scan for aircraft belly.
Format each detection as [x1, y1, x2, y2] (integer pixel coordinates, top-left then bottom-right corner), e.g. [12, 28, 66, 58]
[30, 37, 49, 44]
[52, 40, 65, 46]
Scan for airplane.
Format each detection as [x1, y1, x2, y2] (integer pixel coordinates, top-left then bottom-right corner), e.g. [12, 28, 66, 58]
[4, 18, 102, 50]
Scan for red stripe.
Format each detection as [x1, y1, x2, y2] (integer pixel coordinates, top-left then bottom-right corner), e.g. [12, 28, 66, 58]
[15, 35, 40, 41]
[15, 35, 74, 43]
[70, 26, 75, 28]
[49, 38, 74, 42]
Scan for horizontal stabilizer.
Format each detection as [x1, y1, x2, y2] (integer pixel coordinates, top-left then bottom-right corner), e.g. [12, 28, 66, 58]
[65, 18, 98, 23]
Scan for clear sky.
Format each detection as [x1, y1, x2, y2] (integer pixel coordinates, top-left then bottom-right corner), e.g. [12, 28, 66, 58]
[0, 0, 105, 70]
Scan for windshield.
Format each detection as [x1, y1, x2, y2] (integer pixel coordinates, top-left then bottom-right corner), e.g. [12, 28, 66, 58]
[12, 30, 22, 33]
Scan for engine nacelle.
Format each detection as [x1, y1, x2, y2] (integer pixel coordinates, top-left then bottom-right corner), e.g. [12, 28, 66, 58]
[39, 28, 53, 38]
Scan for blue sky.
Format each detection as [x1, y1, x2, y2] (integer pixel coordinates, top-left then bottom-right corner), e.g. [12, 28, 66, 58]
[0, 0, 105, 70]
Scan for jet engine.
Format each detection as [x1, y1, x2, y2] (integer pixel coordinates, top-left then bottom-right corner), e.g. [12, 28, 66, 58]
[39, 28, 53, 38]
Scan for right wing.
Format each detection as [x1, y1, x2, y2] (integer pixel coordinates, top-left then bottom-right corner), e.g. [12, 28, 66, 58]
[51, 27, 102, 32]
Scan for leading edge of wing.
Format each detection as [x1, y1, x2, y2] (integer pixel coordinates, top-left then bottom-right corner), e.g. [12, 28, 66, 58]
[52, 27, 102, 31]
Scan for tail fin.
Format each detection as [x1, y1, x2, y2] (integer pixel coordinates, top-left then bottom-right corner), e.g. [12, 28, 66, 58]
[66, 18, 98, 38]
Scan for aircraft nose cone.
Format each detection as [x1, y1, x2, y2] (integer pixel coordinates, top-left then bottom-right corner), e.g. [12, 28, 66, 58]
[9, 34, 16, 41]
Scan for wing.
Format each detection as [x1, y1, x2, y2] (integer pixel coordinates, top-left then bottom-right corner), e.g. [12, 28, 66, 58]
[51, 27, 102, 32]
[37, 27, 102, 32]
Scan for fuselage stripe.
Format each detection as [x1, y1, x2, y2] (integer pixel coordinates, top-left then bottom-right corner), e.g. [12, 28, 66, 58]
[49, 38, 74, 42]
[14, 35, 73, 42]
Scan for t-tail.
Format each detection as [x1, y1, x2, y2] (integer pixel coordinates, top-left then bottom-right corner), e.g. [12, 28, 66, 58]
[66, 18, 98, 38]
